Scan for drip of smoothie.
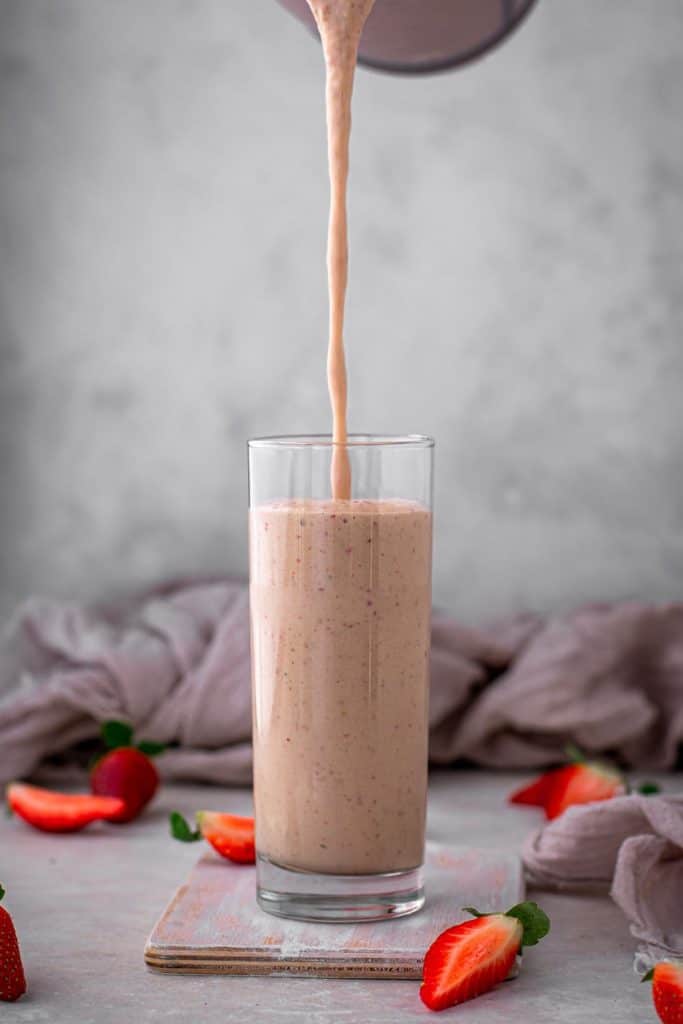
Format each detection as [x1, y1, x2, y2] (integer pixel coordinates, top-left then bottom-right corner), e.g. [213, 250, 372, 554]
[305, 0, 376, 499]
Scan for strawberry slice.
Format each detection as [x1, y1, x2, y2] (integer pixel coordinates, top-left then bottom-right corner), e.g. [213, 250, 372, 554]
[7, 783, 125, 833]
[420, 915, 521, 1011]
[170, 811, 256, 864]
[198, 812, 256, 864]
[509, 749, 624, 820]
[643, 961, 683, 1024]
[420, 901, 550, 1012]
[544, 762, 623, 819]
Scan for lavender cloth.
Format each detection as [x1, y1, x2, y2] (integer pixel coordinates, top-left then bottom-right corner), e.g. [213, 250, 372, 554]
[1, 581, 683, 784]
[523, 794, 683, 966]
[1, 580, 681, 963]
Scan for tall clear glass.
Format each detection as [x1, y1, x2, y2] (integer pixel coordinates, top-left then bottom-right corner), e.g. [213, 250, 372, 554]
[248, 435, 434, 922]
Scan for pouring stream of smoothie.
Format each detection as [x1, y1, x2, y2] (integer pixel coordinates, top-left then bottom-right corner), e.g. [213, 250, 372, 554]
[306, 0, 375, 499]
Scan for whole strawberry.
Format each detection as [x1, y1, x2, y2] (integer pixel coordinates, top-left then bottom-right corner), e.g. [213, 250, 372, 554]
[90, 720, 164, 823]
[643, 961, 683, 1024]
[0, 885, 26, 1002]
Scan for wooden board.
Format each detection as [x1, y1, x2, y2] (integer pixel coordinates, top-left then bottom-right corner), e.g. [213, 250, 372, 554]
[145, 842, 524, 979]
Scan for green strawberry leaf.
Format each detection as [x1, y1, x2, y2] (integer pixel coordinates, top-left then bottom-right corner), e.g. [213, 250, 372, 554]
[462, 903, 550, 951]
[0, 883, 5, 902]
[641, 968, 655, 983]
[637, 782, 660, 796]
[137, 740, 166, 758]
[102, 719, 134, 750]
[564, 742, 586, 764]
[505, 901, 551, 947]
[169, 811, 201, 843]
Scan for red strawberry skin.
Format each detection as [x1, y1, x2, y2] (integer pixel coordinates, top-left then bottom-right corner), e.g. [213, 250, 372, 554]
[544, 763, 623, 820]
[7, 783, 125, 833]
[90, 748, 159, 823]
[420, 914, 523, 1011]
[509, 768, 564, 809]
[652, 961, 683, 1024]
[0, 899, 27, 1002]
[509, 763, 623, 820]
[198, 812, 255, 864]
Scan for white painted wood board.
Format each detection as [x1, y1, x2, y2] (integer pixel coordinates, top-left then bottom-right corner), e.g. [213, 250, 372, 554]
[145, 842, 524, 978]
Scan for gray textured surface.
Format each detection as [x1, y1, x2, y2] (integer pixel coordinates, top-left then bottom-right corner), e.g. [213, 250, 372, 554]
[1, 0, 683, 623]
[1, 770, 671, 1023]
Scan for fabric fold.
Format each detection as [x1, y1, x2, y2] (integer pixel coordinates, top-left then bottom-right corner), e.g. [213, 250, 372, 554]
[1, 582, 682, 785]
[522, 794, 683, 967]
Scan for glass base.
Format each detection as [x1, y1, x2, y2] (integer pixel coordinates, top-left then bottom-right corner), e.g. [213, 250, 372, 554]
[256, 854, 425, 922]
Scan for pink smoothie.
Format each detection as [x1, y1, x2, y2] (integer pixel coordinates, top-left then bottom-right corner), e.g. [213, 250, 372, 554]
[250, 498, 432, 875]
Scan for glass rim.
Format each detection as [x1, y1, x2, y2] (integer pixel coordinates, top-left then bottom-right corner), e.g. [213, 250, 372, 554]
[247, 433, 435, 450]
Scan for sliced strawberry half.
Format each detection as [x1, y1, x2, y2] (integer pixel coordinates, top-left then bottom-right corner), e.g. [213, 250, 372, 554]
[643, 961, 683, 1024]
[420, 914, 521, 1011]
[170, 810, 256, 864]
[7, 783, 125, 833]
[420, 901, 550, 1012]
[509, 750, 624, 820]
[199, 812, 256, 864]
[544, 762, 623, 820]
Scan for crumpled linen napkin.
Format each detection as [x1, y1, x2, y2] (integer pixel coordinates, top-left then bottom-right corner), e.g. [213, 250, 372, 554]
[1, 581, 682, 785]
[0, 580, 254, 785]
[0, 578, 681, 966]
[523, 793, 683, 968]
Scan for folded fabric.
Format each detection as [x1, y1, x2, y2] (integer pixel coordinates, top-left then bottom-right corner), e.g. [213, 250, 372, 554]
[0, 580, 254, 785]
[1, 581, 682, 784]
[523, 793, 683, 968]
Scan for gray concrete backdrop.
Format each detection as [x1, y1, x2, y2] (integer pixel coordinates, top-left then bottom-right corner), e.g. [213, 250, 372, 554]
[1, 0, 682, 624]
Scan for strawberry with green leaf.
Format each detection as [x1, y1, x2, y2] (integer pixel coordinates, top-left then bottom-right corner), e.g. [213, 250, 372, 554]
[170, 810, 255, 864]
[90, 720, 165, 823]
[643, 961, 683, 1024]
[420, 901, 550, 1011]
